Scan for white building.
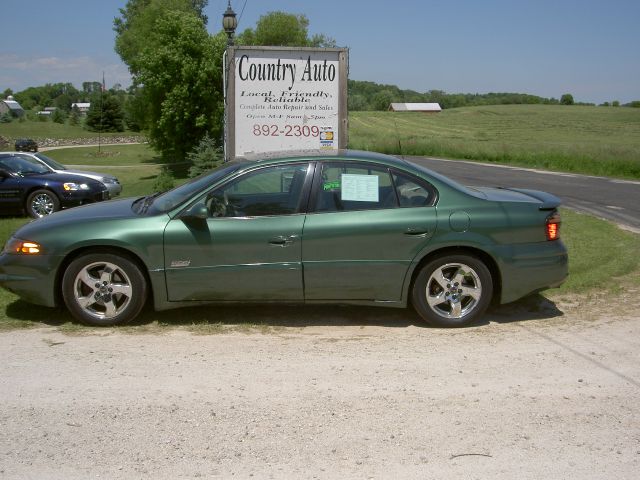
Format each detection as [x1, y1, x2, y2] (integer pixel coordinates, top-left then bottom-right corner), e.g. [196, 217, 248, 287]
[71, 102, 91, 115]
[389, 103, 442, 113]
[0, 96, 25, 117]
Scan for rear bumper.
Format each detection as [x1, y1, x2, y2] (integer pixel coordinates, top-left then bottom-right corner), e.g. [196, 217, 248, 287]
[497, 240, 568, 304]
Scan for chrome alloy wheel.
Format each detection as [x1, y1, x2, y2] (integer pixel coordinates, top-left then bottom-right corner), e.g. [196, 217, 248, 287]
[72, 261, 133, 321]
[425, 262, 482, 319]
[30, 192, 56, 217]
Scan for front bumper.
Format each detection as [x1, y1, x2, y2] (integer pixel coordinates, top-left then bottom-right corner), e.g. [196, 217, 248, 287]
[60, 189, 109, 209]
[0, 253, 61, 307]
[104, 182, 122, 197]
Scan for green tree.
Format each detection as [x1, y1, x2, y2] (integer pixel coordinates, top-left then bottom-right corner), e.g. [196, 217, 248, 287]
[51, 108, 67, 124]
[69, 105, 81, 126]
[560, 93, 574, 105]
[151, 166, 175, 192]
[122, 86, 147, 131]
[125, 10, 226, 160]
[85, 94, 124, 132]
[348, 94, 369, 111]
[371, 90, 394, 111]
[187, 133, 223, 177]
[237, 11, 335, 47]
[114, 0, 209, 74]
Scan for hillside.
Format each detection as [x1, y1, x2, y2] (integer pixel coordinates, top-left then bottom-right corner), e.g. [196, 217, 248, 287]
[349, 104, 640, 179]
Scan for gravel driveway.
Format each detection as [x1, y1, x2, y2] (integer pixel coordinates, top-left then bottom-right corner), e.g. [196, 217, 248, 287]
[1, 296, 639, 479]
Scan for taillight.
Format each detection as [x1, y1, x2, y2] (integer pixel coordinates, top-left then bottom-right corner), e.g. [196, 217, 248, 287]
[546, 212, 561, 241]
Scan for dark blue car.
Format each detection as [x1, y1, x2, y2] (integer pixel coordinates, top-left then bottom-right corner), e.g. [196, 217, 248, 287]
[0, 153, 109, 218]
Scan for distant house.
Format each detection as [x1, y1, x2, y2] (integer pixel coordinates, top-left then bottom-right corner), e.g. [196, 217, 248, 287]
[0, 96, 25, 117]
[389, 103, 442, 113]
[71, 102, 91, 115]
[37, 106, 56, 116]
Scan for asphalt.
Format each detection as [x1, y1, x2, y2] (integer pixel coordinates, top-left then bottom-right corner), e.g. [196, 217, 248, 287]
[407, 156, 640, 232]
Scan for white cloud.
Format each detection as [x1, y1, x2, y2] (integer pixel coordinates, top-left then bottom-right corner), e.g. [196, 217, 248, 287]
[0, 53, 131, 91]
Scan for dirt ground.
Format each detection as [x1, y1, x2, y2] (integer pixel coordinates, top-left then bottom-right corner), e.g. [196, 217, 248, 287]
[1, 294, 639, 479]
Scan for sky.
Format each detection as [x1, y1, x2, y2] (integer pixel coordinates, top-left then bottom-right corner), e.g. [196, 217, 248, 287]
[1, 0, 639, 104]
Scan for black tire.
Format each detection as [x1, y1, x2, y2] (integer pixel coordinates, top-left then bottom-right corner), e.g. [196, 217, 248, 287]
[62, 253, 147, 326]
[26, 189, 60, 218]
[412, 254, 493, 327]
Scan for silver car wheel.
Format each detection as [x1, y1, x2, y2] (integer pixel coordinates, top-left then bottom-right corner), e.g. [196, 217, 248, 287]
[30, 192, 56, 217]
[425, 262, 483, 319]
[72, 261, 133, 321]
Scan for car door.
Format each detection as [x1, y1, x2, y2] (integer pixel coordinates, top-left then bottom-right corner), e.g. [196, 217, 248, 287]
[0, 160, 25, 214]
[163, 162, 312, 302]
[302, 162, 438, 301]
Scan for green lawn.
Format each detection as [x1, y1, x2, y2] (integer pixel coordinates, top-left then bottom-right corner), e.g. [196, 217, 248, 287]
[349, 105, 640, 179]
[45, 144, 169, 198]
[0, 119, 140, 140]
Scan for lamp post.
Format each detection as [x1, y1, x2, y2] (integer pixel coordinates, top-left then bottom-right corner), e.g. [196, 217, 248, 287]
[222, 1, 237, 161]
[222, 1, 237, 46]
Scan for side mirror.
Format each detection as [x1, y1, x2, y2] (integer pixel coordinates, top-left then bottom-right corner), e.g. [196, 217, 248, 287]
[181, 202, 208, 221]
[0, 168, 10, 178]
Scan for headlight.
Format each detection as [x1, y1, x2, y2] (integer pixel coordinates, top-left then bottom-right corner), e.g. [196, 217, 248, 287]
[3, 237, 42, 254]
[63, 182, 90, 191]
[102, 177, 118, 184]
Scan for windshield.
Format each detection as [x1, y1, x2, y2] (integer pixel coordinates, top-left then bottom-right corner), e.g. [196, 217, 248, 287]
[139, 161, 247, 214]
[34, 152, 67, 170]
[0, 155, 51, 175]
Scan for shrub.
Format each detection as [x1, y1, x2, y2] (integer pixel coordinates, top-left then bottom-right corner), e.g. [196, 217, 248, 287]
[51, 109, 67, 124]
[187, 134, 223, 177]
[151, 167, 175, 192]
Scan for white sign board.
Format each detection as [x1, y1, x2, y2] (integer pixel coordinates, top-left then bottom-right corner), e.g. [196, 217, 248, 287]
[341, 174, 379, 202]
[227, 47, 348, 158]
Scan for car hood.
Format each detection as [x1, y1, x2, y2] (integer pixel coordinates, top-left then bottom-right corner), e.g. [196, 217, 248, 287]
[18, 171, 105, 188]
[64, 168, 117, 181]
[473, 186, 561, 210]
[15, 197, 141, 236]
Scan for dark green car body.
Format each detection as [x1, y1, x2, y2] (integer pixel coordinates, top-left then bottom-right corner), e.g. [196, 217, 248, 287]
[0, 150, 568, 327]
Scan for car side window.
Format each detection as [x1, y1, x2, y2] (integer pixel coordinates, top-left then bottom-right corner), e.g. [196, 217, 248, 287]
[207, 163, 309, 218]
[314, 163, 397, 212]
[392, 172, 436, 207]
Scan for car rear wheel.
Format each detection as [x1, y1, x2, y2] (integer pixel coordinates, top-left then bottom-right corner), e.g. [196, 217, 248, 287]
[62, 253, 147, 326]
[412, 254, 493, 327]
[26, 189, 60, 218]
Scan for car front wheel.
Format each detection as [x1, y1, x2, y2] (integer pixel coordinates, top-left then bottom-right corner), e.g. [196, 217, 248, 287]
[412, 254, 493, 327]
[62, 253, 147, 326]
[26, 189, 60, 218]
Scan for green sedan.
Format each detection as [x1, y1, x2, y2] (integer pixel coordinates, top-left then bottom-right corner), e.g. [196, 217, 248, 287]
[0, 150, 567, 327]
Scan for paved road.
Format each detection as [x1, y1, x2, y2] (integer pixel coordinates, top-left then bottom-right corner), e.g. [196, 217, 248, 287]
[407, 156, 640, 232]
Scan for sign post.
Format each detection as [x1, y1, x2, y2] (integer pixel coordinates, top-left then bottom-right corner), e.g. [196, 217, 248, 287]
[225, 46, 348, 160]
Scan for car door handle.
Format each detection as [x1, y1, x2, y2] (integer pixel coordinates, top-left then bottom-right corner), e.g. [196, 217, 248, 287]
[404, 228, 429, 236]
[268, 235, 296, 246]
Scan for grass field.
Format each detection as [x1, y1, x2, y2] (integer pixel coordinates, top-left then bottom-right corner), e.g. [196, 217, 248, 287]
[46, 144, 171, 198]
[0, 119, 138, 140]
[349, 105, 640, 179]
